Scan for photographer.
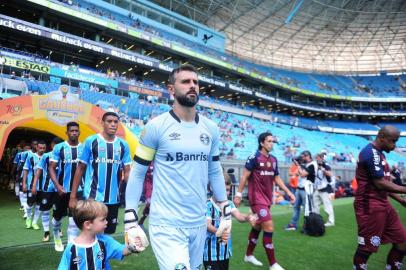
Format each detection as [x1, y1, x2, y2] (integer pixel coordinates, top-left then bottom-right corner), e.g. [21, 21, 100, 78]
[285, 151, 317, 231]
[314, 153, 335, 227]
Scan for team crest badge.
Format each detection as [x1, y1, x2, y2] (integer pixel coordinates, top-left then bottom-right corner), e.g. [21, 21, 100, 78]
[42, 198, 47, 204]
[97, 251, 104, 260]
[259, 209, 268, 217]
[370, 236, 381, 247]
[266, 162, 271, 168]
[200, 133, 210, 145]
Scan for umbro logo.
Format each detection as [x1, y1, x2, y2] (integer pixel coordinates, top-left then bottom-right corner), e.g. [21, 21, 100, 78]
[169, 132, 181, 141]
[73, 256, 83, 264]
[97, 251, 104, 260]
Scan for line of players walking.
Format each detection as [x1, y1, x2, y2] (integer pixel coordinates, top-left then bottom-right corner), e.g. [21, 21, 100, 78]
[9, 112, 132, 252]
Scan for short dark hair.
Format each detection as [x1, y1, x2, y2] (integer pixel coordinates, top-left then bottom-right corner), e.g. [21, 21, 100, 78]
[168, 64, 197, 85]
[37, 140, 46, 145]
[301, 150, 312, 158]
[102, 112, 119, 121]
[66, 121, 79, 131]
[258, 132, 273, 150]
[51, 137, 63, 145]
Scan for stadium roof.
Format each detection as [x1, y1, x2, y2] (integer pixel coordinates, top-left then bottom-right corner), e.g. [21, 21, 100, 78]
[150, 0, 406, 74]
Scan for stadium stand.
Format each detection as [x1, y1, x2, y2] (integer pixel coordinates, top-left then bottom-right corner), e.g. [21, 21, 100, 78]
[1, 0, 406, 166]
[44, 0, 406, 98]
[3, 72, 405, 166]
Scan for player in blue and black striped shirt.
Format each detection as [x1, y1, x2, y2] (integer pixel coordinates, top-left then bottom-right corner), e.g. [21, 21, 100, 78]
[17, 140, 37, 218]
[11, 144, 31, 214]
[22, 140, 46, 230]
[69, 112, 132, 235]
[49, 122, 84, 251]
[204, 182, 256, 270]
[32, 137, 63, 242]
[58, 200, 138, 270]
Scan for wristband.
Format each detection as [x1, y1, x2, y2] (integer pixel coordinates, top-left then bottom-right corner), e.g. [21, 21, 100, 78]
[235, 192, 242, 198]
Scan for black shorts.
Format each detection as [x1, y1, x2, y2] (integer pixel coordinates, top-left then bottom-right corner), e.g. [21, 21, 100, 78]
[39, 192, 56, 211]
[203, 259, 229, 270]
[16, 175, 22, 184]
[27, 191, 42, 206]
[105, 204, 119, 234]
[53, 192, 83, 220]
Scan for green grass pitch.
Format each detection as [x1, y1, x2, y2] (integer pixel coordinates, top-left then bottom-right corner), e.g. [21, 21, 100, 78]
[0, 190, 404, 269]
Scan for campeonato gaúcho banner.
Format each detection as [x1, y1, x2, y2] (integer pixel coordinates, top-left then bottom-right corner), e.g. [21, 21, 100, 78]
[0, 86, 138, 158]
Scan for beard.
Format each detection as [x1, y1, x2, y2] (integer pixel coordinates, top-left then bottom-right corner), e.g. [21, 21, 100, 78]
[174, 91, 199, 107]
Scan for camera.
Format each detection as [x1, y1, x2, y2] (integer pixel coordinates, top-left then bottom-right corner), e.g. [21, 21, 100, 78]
[317, 160, 326, 167]
[292, 156, 302, 163]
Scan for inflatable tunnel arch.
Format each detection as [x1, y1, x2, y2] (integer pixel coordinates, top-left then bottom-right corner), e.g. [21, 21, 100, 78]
[0, 90, 138, 158]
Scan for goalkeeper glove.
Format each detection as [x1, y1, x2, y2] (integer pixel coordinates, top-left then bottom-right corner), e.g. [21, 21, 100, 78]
[124, 209, 149, 252]
[215, 202, 232, 243]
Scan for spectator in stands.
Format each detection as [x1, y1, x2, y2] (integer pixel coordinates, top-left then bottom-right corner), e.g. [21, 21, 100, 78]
[240, 141, 245, 148]
[226, 148, 236, 159]
[284, 146, 293, 164]
[220, 149, 226, 158]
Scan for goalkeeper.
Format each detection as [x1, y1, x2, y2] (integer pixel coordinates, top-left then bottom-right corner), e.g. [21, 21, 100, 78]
[125, 64, 228, 270]
[233, 132, 295, 270]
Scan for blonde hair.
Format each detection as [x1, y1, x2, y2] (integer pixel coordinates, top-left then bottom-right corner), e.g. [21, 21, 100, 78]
[73, 200, 108, 229]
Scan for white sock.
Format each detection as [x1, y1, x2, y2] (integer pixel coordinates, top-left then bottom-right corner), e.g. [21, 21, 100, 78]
[15, 184, 20, 197]
[42, 210, 50, 232]
[67, 217, 79, 243]
[33, 205, 41, 224]
[20, 192, 28, 214]
[26, 205, 33, 219]
[52, 218, 62, 240]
